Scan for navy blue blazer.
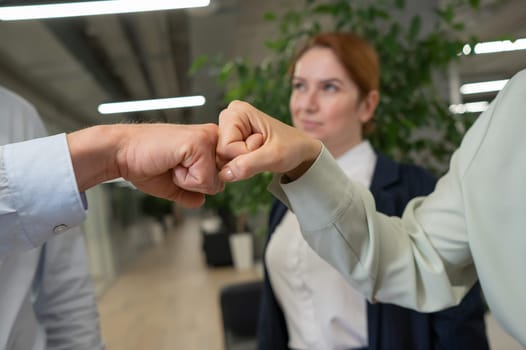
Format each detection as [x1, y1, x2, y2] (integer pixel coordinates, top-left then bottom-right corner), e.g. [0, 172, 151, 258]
[257, 153, 489, 350]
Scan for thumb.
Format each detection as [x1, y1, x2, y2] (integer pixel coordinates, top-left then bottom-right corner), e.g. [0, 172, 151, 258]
[219, 146, 274, 182]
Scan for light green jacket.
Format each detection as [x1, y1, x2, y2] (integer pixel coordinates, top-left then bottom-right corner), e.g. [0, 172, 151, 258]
[270, 69, 526, 346]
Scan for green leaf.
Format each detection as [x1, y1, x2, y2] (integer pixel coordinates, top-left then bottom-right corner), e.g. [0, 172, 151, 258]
[236, 62, 249, 79]
[452, 22, 465, 31]
[469, 0, 480, 9]
[218, 62, 234, 82]
[312, 4, 336, 15]
[438, 5, 454, 24]
[395, 0, 405, 10]
[263, 11, 276, 22]
[189, 55, 208, 75]
[408, 15, 421, 41]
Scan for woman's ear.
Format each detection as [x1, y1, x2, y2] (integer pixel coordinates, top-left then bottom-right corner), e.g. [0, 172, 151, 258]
[359, 90, 379, 123]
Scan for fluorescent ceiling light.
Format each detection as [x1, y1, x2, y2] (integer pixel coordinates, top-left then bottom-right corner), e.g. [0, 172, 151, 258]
[449, 101, 489, 114]
[0, 0, 210, 21]
[474, 39, 526, 54]
[462, 38, 526, 55]
[98, 95, 206, 114]
[460, 79, 508, 95]
[462, 44, 472, 55]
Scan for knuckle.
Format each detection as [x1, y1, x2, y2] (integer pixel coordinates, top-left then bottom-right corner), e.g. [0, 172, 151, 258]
[228, 100, 249, 111]
[227, 100, 241, 108]
[218, 108, 231, 123]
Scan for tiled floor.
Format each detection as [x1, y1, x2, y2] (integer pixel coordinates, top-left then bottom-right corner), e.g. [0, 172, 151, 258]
[97, 216, 523, 350]
[97, 216, 261, 350]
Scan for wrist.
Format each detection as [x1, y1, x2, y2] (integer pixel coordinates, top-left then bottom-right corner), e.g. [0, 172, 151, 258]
[284, 139, 322, 182]
[67, 124, 125, 191]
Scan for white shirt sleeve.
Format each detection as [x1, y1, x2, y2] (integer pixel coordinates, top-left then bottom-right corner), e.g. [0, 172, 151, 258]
[0, 134, 86, 259]
[270, 146, 474, 312]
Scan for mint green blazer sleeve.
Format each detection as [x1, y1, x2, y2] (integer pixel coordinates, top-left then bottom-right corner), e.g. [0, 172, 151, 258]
[270, 69, 526, 347]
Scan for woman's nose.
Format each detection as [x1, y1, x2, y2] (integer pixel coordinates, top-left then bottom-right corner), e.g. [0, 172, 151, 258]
[300, 90, 318, 112]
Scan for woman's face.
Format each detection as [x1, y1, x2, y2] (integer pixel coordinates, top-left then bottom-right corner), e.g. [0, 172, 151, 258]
[289, 47, 375, 157]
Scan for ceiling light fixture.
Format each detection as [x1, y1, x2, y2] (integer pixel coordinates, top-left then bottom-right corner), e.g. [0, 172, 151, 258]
[98, 95, 206, 114]
[449, 101, 489, 114]
[0, 0, 210, 21]
[459, 79, 508, 95]
[462, 38, 526, 55]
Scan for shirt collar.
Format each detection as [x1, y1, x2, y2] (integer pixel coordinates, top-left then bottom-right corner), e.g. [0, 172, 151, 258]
[336, 140, 377, 188]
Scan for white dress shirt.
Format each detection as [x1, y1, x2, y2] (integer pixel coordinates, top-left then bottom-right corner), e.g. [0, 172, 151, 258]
[0, 124, 86, 259]
[0, 85, 102, 349]
[266, 141, 377, 350]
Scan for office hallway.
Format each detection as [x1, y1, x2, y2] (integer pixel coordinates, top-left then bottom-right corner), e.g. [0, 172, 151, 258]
[97, 216, 260, 350]
[95, 215, 523, 350]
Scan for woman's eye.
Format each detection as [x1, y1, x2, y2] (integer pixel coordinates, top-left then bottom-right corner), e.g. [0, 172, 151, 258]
[292, 82, 305, 90]
[323, 83, 338, 92]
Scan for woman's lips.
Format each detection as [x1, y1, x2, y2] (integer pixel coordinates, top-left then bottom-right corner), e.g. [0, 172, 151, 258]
[299, 120, 322, 131]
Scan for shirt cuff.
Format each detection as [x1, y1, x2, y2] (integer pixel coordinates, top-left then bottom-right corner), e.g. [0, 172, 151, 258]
[269, 146, 357, 230]
[3, 133, 87, 250]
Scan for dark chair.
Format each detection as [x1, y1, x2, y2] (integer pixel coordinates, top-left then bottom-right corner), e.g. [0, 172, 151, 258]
[219, 280, 263, 350]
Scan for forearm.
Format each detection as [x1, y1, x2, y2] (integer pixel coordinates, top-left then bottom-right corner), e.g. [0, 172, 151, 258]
[270, 147, 476, 312]
[0, 135, 86, 258]
[67, 124, 124, 192]
[68, 122, 222, 206]
[282, 137, 322, 182]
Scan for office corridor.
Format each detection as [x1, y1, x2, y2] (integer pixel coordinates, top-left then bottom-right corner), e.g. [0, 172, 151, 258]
[97, 216, 260, 350]
[96, 215, 522, 350]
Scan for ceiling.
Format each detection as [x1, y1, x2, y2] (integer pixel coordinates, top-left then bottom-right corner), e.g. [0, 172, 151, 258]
[0, 0, 524, 134]
[455, 0, 526, 103]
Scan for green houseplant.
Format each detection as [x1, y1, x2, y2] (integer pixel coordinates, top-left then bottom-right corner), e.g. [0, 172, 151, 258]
[194, 0, 480, 235]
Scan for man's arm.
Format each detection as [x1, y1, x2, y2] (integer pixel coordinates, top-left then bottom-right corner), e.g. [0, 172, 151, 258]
[67, 123, 222, 205]
[0, 123, 222, 258]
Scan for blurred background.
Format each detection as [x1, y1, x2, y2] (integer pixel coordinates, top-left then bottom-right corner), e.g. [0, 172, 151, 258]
[0, 0, 525, 349]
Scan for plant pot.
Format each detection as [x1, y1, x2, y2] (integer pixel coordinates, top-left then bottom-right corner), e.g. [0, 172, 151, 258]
[229, 232, 254, 271]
